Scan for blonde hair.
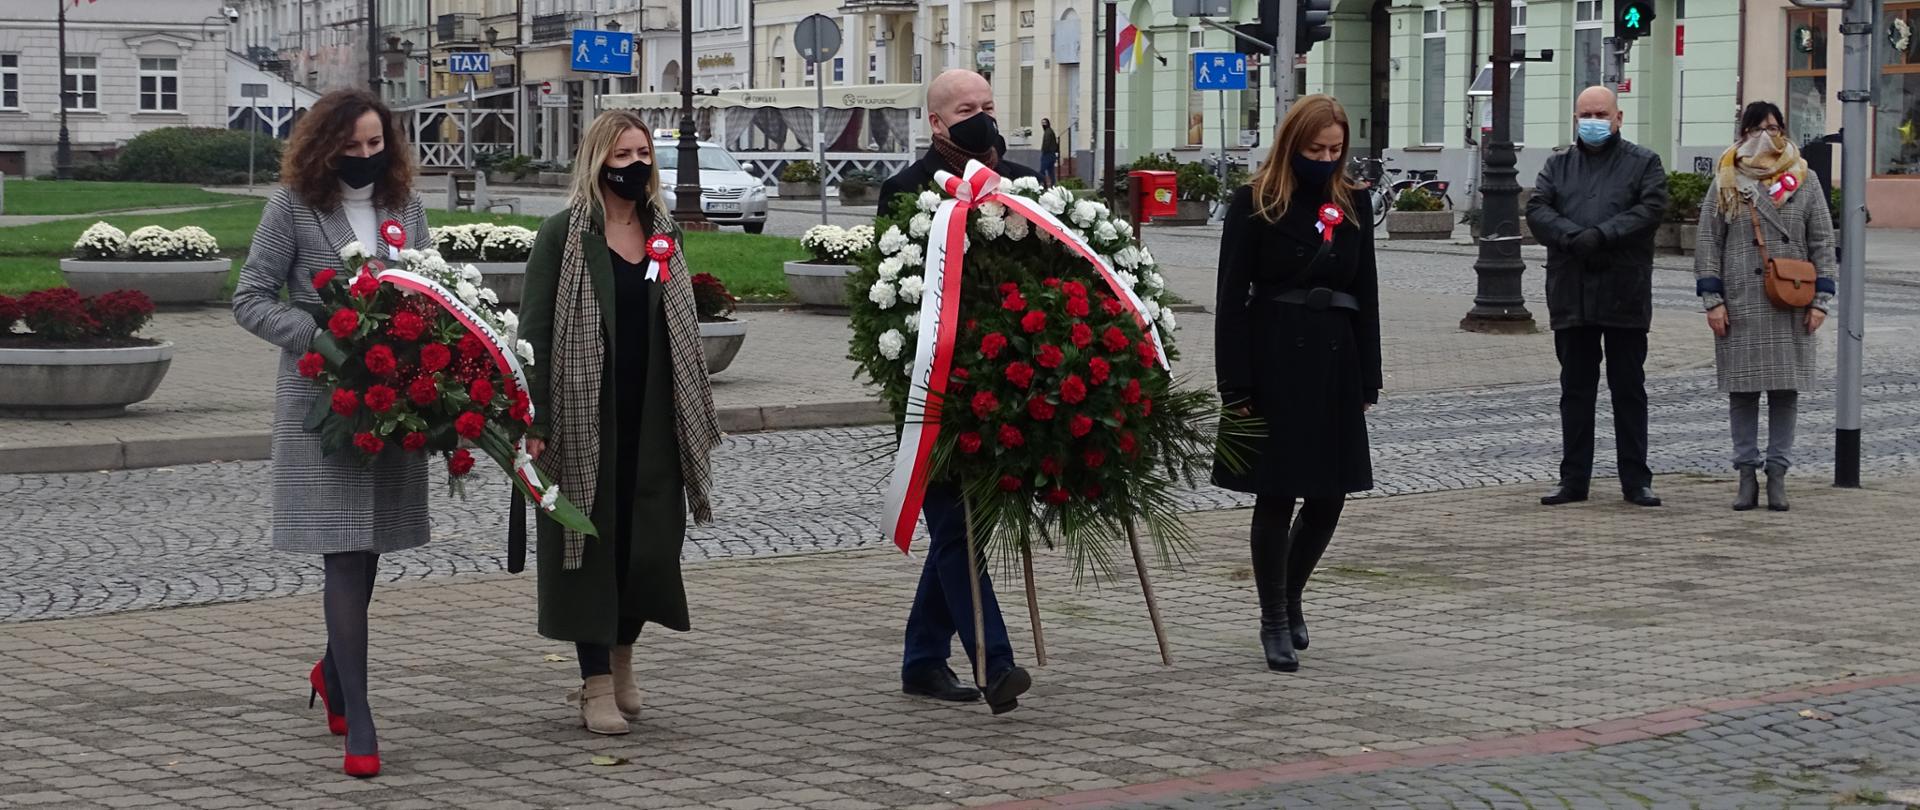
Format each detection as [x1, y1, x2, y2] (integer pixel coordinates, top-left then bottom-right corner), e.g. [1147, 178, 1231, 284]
[1249, 94, 1358, 225]
[568, 110, 665, 217]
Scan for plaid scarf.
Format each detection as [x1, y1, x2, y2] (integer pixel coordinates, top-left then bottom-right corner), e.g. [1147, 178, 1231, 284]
[540, 201, 721, 570]
[1716, 133, 1807, 222]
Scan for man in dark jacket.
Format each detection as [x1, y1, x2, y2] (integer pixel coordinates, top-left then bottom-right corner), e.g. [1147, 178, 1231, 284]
[1526, 86, 1670, 508]
[1039, 118, 1061, 184]
[879, 68, 1035, 715]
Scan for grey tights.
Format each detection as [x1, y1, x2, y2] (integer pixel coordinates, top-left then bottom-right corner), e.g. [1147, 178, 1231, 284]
[1730, 390, 1799, 470]
[322, 552, 380, 756]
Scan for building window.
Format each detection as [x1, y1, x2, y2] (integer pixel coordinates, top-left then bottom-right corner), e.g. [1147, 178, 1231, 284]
[0, 55, 16, 110]
[913, 53, 923, 83]
[833, 56, 844, 83]
[1574, 0, 1603, 90]
[1876, 2, 1920, 175]
[139, 57, 180, 112]
[1785, 9, 1829, 147]
[63, 55, 98, 111]
[805, 59, 815, 87]
[1020, 10, 1035, 28]
[982, 14, 996, 32]
[1191, 30, 1204, 48]
[1422, 9, 1446, 144]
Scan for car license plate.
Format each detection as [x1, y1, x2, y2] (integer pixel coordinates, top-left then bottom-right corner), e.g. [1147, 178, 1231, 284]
[707, 201, 740, 212]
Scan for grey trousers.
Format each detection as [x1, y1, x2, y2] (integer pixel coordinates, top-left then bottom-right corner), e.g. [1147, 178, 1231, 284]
[1730, 390, 1799, 470]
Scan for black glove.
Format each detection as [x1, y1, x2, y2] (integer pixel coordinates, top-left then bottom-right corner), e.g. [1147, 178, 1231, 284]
[1569, 227, 1604, 256]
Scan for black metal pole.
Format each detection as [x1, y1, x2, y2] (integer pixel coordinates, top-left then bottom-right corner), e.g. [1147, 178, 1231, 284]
[55, 0, 71, 180]
[672, 0, 707, 226]
[366, 0, 381, 93]
[1102, 1, 1116, 207]
[1459, 0, 1533, 333]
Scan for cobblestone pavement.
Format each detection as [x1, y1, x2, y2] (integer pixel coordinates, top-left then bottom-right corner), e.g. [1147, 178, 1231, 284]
[1105, 684, 1920, 810]
[5, 475, 1920, 809]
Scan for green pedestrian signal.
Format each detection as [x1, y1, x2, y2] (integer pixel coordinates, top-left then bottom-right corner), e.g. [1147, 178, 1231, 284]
[1615, 0, 1655, 39]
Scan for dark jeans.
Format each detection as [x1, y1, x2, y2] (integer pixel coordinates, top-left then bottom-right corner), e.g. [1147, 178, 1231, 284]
[1555, 325, 1652, 492]
[901, 484, 1014, 683]
[1039, 152, 1058, 185]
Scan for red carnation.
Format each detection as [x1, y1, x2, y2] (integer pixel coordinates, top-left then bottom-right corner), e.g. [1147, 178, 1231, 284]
[1137, 340, 1159, 367]
[1060, 374, 1088, 405]
[1027, 397, 1056, 421]
[951, 367, 970, 383]
[458, 333, 488, 359]
[349, 271, 380, 298]
[1122, 378, 1144, 404]
[310, 268, 337, 289]
[997, 423, 1025, 449]
[402, 432, 427, 451]
[957, 432, 983, 454]
[1101, 326, 1129, 353]
[1118, 431, 1139, 455]
[1070, 323, 1094, 349]
[1021, 310, 1047, 334]
[1039, 457, 1063, 477]
[420, 343, 452, 373]
[363, 384, 398, 413]
[980, 332, 1008, 359]
[330, 388, 359, 416]
[1139, 396, 1154, 417]
[998, 475, 1023, 492]
[327, 308, 359, 339]
[407, 376, 439, 407]
[389, 311, 427, 341]
[363, 344, 398, 377]
[297, 352, 325, 378]
[1004, 361, 1035, 389]
[448, 448, 476, 477]
[454, 411, 485, 440]
[1036, 344, 1064, 369]
[469, 378, 494, 406]
[1044, 488, 1071, 505]
[1102, 297, 1126, 317]
[1062, 280, 1088, 299]
[971, 390, 1000, 419]
[352, 432, 384, 455]
[1042, 277, 1062, 288]
[1089, 356, 1111, 385]
[509, 398, 532, 424]
[998, 282, 1019, 295]
[1082, 448, 1107, 469]
[1083, 484, 1104, 500]
[1066, 297, 1090, 318]
[1069, 414, 1094, 438]
[1001, 289, 1027, 311]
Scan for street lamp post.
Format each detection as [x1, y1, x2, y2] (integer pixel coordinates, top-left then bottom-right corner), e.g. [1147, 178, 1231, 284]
[1459, 0, 1534, 333]
[671, 0, 708, 228]
[55, 0, 72, 180]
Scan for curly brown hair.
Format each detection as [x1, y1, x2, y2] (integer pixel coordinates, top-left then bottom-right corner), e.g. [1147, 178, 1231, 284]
[281, 88, 414, 213]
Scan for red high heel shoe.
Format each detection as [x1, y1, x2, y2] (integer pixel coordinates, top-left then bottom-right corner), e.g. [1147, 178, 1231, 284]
[342, 750, 380, 778]
[307, 662, 348, 736]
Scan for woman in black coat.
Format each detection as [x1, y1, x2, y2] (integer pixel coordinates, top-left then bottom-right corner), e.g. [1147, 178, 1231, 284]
[1213, 94, 1382, 673]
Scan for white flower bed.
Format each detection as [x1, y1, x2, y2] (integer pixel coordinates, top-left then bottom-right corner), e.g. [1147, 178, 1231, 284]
[71, 222, 219, 262]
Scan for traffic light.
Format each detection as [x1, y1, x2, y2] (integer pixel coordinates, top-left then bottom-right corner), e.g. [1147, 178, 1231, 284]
[1234, 22, 1273, 55]
[1297, 0, 1333, 54]
[1615, 0, 1655, 40]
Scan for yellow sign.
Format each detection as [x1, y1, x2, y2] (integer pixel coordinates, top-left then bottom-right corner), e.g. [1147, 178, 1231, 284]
[1153, 188, 1174, 205]
[696, 54, 737, 69]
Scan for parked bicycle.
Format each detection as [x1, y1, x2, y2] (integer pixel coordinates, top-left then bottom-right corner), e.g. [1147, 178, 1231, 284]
[1348, 156, 1455, 227]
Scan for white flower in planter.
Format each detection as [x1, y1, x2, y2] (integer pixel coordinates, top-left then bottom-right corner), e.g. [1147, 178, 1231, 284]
[435, 224, 488, 261]
[126, 226, 187, 261]
[868, 278, 898, 309]
[897, 275, 925, 304]
[916, 191, 941, 213]
[73, 221, 128, 260]
[481, 225, 537, 262]
[1004, 216, 1031, 242]
[172, 226, 220, 260]
[877, 328, 905, 360]
[847, 224, 876, 250]
[908, 213, 933, 240]
[877, 256, 904, 281]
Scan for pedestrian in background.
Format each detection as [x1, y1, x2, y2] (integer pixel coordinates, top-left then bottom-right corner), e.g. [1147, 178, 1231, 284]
[1039, 118, 1061, 185]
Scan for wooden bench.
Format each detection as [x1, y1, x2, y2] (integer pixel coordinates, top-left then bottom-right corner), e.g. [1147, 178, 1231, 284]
[445, 171, 520, 215]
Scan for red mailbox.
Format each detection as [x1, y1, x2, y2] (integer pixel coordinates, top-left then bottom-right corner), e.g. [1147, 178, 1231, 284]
[1129, 169, 1179, 222]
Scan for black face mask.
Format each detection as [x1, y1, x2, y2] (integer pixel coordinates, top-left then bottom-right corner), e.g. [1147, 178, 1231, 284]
[601, 162, 653, 201]
[1290, 154, 1340, 188]
[944, 111, 1000, 154]
[336, 150, 388, 189]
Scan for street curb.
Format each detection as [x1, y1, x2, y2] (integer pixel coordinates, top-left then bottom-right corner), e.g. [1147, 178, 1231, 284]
[0, 400, 895, 475]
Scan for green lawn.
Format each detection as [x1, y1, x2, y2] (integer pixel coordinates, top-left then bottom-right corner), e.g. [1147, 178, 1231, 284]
[0, 200, 805, 300]
[2, 181, 252, 216]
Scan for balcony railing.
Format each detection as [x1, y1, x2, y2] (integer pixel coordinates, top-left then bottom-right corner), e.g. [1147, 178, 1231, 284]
[531, 13, 579, 43]
[437, 13, 481, 45]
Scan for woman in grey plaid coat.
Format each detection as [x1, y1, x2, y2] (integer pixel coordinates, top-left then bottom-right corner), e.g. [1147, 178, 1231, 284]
[231, 89, 429, 778]
[1694, 102, 1836, 513]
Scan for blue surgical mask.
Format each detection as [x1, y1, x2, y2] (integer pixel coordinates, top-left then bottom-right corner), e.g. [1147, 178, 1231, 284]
[1577, 118, 1614, 147]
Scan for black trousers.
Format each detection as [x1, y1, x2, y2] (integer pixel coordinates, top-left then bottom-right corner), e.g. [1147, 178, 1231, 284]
[576, 421, 644, 679]
[1554, 325, 1652, 492]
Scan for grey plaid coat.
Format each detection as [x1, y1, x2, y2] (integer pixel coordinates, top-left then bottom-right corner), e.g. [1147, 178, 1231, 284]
[1693, 175, 1837, 393]
[232, 187, 433, 554]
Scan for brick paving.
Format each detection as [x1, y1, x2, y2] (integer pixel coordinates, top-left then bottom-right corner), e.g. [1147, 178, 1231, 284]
[5, 475, 1920, 808]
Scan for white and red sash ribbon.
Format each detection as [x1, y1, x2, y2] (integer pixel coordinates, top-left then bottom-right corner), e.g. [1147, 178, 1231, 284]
[878, 160, 1170, 553]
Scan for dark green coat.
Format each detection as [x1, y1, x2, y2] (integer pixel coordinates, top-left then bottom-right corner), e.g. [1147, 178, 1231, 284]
[519, 206, 690, 645]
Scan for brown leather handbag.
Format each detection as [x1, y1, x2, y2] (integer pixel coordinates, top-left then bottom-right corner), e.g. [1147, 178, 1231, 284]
[1747, 197, 1817, 310]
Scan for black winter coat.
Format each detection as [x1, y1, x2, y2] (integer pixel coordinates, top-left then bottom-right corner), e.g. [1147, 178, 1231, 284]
[876, 151, 1039, 216]
[1525, 136, 1670, 331]
[1212, 185, 1381, 498]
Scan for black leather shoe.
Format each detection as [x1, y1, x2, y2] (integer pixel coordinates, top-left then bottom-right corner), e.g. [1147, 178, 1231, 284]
[1540, 486, 1589, 506]
[1766, 464, 1790, 512]
[1733, 468, 1759, 511]
[1624, 486, 1663, 507]
[1261, 628, 1300, 672]
[983, 666, 1032, 715]
[902, 667, 981, 703]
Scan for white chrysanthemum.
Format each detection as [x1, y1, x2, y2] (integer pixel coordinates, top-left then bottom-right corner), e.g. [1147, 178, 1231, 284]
[517, 339, 536, 365]
[877, 328, 906, 360]
[73, 221, 128, 259]
[868, 279, 898, 309]
[898, 275, 926, 304]
[897, 243, 924, 267]
[975, 214, 1006, 240]
[125, 225, 185, 261]
[481, 225, 537, 262]
[977, 200, 1007, 219]
[903, 312, 919, 333]
[877, 256, 904, 281]
[876, 225, 908, 256]
[916, 190, 941, 212]
[908, 213, 933, 240]
[172, 226, 220, 260]
[340, 241, 369, 266]
[1114, 246, 1142, 269]
[1158, 306, 1178, 331]
[848, 224, 875, 250]
[1142, 270, 1166, 291]
[1095, 220, 1119, 242]
[1011, 176, 1044, 194]
[1070, 200, 1102, 227]
[1004, 215, 1031, 241]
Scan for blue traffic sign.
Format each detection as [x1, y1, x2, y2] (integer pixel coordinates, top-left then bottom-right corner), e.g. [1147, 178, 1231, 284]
[571, 29, 635, 75]
[447, 52, 490, 74]
[1191, 51, 1249, 91]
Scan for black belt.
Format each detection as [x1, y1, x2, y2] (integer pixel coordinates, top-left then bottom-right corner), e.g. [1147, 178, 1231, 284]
[1260, 286, 1359, 312]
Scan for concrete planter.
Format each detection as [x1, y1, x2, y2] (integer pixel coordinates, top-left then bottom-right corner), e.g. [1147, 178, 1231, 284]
[1386, 210, 1454, 240]
[1679, 223, 1700, 256]
[698, 319, 746, 375]
[59, 258, 230, 306]
[1655, 222, 1682, 252]
[838, 186, 877, 207]
[783, 260, 858, 310]
[468, 260, 527, 306]
[536, 171, 571, 187]
[778, 181, 822, 199]
[0, 341, 174, 418]
[1153, 199, 1211, 226]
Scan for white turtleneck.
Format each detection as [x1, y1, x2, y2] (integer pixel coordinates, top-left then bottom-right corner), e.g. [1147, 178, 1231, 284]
[340, 181, 378, 253]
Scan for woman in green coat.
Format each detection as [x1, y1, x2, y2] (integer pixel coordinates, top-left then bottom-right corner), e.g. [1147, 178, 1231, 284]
[518, 109, 721, 736]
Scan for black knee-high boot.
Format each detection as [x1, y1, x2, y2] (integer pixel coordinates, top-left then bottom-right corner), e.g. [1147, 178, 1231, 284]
[1285, 498, 1345, 651]
[1250, 495, 1298, 672]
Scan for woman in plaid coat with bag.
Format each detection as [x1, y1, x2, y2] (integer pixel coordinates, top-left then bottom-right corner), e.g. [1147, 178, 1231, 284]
[1694, 101, 1837, 512]
[517, 110, 721, 736]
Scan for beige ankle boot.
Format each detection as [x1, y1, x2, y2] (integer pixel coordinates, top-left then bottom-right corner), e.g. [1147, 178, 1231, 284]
[577, 675, 630, 735]
[609, 645, 644, 719]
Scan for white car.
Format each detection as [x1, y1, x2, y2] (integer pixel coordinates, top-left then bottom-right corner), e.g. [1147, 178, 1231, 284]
[655, 138, 769, 234]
